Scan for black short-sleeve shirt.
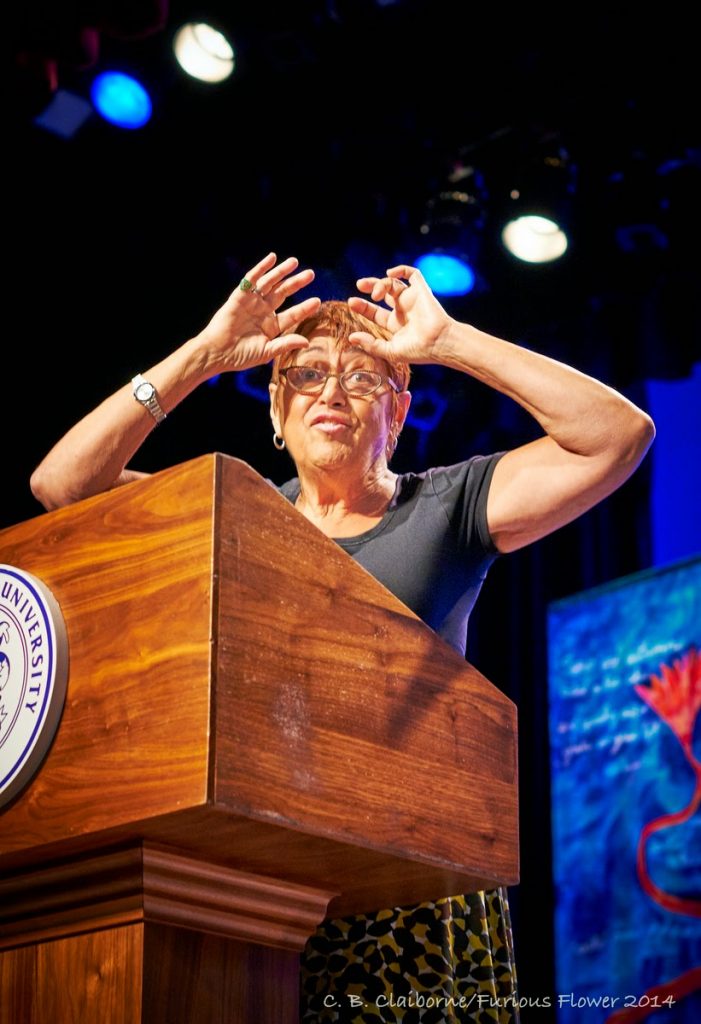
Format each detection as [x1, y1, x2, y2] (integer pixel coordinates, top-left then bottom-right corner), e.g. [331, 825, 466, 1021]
[279, 452, 505, 654]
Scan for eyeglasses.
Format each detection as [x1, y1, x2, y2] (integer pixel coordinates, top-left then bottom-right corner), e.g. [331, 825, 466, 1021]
[278, 366, 399, 397]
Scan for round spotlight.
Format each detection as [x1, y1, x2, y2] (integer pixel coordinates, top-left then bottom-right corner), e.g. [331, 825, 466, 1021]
[502, 215, 569, 264]
[90, 72, 152, 129]
[416, 253, 476, 296]
[174, 23, 235, 83]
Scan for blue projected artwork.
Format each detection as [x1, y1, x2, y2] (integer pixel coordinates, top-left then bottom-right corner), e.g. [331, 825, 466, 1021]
[548, 556, 701, 1023]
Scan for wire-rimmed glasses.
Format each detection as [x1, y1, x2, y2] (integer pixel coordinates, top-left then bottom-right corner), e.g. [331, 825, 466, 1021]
[278, 366, 399, 397]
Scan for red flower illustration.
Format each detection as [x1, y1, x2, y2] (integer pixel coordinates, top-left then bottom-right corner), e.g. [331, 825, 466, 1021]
[606, 648, 701, 1021]
[634, 647, 701, 750]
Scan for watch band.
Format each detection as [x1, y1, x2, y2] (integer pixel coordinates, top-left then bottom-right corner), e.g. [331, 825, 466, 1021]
[132, 374, 167, 424]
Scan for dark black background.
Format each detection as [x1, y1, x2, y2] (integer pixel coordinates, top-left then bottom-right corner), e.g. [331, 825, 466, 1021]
[7, 1, 701, 1011]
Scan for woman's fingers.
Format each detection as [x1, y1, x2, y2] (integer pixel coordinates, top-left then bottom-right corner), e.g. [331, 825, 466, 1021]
[255, 256, 301, 297]
[226, 252, 275, 302]
[347, 295, 390, 328]
[232, 253, 314, 302]
[234, 256, 316, 321]
[356, 277, 392, 303]
[347, 330, 391, 359]
[264, 334, 310, 360]
[371, 280, 388, 303]
[268, 266, 316, 305]
[276, 296, 321, 335]
[248, 251, 278, 277]
[235, 251, 278, 294]
[355, 275, 408, 309]
[386, 264, 419, 282]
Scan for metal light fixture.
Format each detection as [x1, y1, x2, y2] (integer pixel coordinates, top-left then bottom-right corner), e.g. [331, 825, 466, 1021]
[501, 142, 575, 263]
[416, 166, 488, 295]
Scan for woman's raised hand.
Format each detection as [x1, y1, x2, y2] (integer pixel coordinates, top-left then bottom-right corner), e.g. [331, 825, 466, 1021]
[347, 265, 454, 365]
[196, 252, 320, 375]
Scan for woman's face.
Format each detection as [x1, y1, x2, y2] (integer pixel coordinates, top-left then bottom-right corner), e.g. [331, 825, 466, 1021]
[269, 330, 410, 479]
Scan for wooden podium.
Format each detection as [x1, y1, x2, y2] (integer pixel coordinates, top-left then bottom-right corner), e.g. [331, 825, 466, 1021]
[0, 455, 518, 1023]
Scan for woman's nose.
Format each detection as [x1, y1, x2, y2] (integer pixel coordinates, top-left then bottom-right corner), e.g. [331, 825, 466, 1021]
[319, 374, 347, 403]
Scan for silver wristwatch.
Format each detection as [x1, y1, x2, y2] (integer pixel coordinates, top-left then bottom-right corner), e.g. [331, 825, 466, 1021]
[132, 374, 167, 424]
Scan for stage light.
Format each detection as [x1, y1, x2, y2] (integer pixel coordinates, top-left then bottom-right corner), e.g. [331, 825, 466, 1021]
[173, 23, 235, 83]
[416, 168, 487, 296]
[90, 72, 152, 129]
[501, 142, 574, 263]
[415, 253, 476, 296]
[501, 215, 568, 263]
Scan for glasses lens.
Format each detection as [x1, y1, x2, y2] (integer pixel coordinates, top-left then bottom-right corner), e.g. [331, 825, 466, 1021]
[341, 370, 382, 395]
[285, 367, 326, 392]
[283, 367, 385, 395]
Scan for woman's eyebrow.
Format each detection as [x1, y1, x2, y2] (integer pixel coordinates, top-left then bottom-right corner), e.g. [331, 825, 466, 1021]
[297, 348, 373, 361]
[295, 344, 376, 365]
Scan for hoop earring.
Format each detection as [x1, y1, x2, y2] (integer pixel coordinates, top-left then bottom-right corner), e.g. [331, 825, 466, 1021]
[273, 432, 286, 451]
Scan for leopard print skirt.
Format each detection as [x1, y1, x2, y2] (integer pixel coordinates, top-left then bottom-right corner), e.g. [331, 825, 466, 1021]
[301, 887, 519, 1023]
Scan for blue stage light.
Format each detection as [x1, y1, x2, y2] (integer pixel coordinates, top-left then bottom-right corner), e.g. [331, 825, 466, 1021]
[415, 253, 476, 296]
[90, 72, 152, 129]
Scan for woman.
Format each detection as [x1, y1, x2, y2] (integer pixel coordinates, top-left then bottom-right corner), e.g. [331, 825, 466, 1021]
[31, 252, 654, 1021]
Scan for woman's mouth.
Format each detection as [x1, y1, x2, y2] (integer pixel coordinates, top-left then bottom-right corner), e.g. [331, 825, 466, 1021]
[310, 416, 352, 434]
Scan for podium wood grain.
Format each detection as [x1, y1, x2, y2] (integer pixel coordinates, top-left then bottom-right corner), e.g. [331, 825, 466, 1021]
[1, 455, 517, 914]
[0, 924, 300, 1024]
[1, 455, 518, 1022]
[0, 456, 214, 847]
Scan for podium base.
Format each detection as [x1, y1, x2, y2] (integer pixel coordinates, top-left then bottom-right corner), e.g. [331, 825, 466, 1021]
[0, 842, 334, 1024]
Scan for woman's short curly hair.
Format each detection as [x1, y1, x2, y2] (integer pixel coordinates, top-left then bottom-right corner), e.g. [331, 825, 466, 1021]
[272, 300, 411, 392]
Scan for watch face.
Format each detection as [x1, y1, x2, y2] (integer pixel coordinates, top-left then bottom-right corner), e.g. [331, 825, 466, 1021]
[135, 382, 155, 402]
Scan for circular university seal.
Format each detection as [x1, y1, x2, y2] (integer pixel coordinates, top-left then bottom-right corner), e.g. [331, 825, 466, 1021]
[0, 564, 68, 809]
